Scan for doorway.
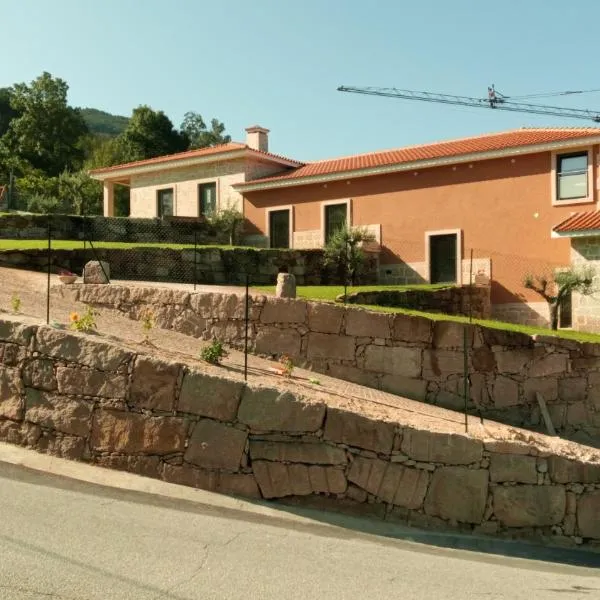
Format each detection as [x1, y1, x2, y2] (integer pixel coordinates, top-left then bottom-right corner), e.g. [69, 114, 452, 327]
[269, 209, 290, 248]
[428, 232, 458, 284]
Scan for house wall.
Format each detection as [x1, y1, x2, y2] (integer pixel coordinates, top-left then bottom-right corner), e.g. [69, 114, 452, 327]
[244, 148, 599, 322]
[128, 158, 289, 219]
[570, 237, 600, 332]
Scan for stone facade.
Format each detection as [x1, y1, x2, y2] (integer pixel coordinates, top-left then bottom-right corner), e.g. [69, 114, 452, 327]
[570, 238, 600, 333]
[66, 285, 600, 447]
[1, 314, 600, 549]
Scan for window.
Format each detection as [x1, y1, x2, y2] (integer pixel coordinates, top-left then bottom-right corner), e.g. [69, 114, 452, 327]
[157, 188, 173, 218]
[269, 209, 290, 248]
[199, 182, 217, 217]
[324, 203, 347, 243]
[556, 152, 588, 200]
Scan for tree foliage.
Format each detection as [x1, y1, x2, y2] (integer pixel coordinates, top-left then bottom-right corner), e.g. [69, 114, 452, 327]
[181, 112, 231, 149]
[323, 226, 376, 285]
[524, 267, 595, 330]
[208, 206, 244, 245]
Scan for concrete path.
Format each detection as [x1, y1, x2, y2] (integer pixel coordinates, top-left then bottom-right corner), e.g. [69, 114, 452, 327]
[0, 444, 598, 600]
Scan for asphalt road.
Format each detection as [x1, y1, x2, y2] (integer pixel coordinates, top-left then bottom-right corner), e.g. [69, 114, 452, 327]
[0, 459, 598, 600]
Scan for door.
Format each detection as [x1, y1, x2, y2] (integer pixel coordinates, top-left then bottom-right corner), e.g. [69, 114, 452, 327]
[429, 233, 457, 284]
[269, 209, 290, 248]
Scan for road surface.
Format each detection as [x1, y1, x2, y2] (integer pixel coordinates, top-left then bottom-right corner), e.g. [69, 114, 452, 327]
[0, 456, 598, 600]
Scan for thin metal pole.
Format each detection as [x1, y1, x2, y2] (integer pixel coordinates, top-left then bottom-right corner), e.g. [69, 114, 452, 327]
[46, 220, 51, 324]
[194, 231, 198, 291]
[244, 274, 250, 381]
[469, 248, 474, 323]
[463, 327, 469, 433]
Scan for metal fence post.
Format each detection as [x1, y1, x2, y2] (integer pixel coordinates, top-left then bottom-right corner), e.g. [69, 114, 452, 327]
[194, 230, 198, 291]
[46, 219, 51, 324]
[244, 274, 250, 381]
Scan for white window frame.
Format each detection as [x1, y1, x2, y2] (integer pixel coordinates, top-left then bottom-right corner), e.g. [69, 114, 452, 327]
[551, 146, 594, 206]
[425, 228, 462, 285]
[198, 180, 219, 217]
[266, 205, 294, 249]
[321, 198, 352, 246]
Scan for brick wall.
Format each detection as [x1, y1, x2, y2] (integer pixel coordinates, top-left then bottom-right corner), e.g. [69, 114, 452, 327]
[1, 315, 599, 548]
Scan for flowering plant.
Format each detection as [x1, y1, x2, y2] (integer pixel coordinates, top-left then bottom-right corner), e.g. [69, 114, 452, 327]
[70, 306, 97, 333]
[279, 354, 294, 377]
[59, 269, 75, 277]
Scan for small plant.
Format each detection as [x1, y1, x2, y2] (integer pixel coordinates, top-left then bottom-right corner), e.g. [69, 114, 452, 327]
[309, 377, 321, 385]
[70, 306, 97, 333]
[200, 339, 227, 365]
[279, 354, 294, 377]
[10, 293, 21, 313]
[141, 308, 155, 339]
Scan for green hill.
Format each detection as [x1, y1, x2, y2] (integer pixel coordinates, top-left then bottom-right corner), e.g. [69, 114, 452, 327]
[80, 108, 129, 136]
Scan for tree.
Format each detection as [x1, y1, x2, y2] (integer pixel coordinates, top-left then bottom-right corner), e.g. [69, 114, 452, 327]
[3, 72, 88, 176]
[208, 206, 244, 245]
[0, 87, 19, 138]
[58, 170, 102, 215]
[524, 267, 595, 330]
[118, 105, 187, 162]
[323, 226, 375, 286]
[180, 112, 231, 149]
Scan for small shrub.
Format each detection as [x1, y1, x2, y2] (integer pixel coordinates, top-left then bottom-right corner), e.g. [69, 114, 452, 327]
[141, 308, 154, 338]
[70, 306, 97, 333]
[279, 354, 294, 377]
[10, 293, 21, 313]
[200, 339, 227, 365]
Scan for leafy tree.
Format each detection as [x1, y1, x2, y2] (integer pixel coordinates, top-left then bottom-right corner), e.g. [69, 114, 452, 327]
[80, 108, 129, 136]
[524, 267, 595, 330]
[0, 87, 19, 138]
[180, 111, 231, 149]
[3, 72, 88, 176]
[323, 226, 375, 286]
[208, 207, 244, 245]
[118, 105, 187, 161]
[58, 170, 102, 215]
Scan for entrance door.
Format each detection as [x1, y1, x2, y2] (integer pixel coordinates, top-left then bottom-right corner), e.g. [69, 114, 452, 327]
[269, 209, 290, 248]
[429, 233, 458, 284]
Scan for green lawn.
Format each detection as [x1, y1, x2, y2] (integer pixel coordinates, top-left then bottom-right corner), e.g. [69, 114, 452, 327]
[0, 239, 252, 251]
[253, 284, 600, 344]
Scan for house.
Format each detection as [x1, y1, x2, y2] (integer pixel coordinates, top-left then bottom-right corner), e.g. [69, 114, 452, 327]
[92, 125, 600, 329]
[89, 126, 302, 219]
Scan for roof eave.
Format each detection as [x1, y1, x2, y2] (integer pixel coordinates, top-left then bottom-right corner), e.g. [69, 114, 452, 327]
[552, 228, 600, 238]
[236, 136, 600, 192]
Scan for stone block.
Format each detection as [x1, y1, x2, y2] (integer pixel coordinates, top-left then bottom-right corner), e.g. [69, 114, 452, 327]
[25, 389, 92, 437]
[37, 433, 86, 460]
[260, 298, 307, 324]
[0, 419, 41, 446]
[184, 419, 247, 470]
[529, 353, 568, 378]
[0, 320, 36, 346]
[35, 328, 132, 372]
[347, 456, 429, 509]
[558, 378, 586, 403]
[471, 347, 496, 372]
[566, 402, 590, 425]
[493, 485, 566, 527]
[523, 377, 558, 404]
[327, 364, 379, 389]
[249, 440, 347, 465]
[171, 311, 207, 337]
[307, 332, 355, 361]
[307, 465, 347, 494]
[494, 349, 532, 374]
[548, 456, 600, 484]
[380, 374, 428, 400]
[56, 366, 127, 399]
[424, 467, 489, 524]
[483, 439, 532, 455]
[91, 410, 186, 454]
[401, 429, 483, 465]
[422, 350, 464, 379]
[577, 490, 600, 539]
[0, 366, 24, 420]
[307, 303, 344, 334]
[130, 356, 180, 411]
[324, 408, 395, 454]
[22, 359, 57, 391]
[492, 376, 521, 408]
[83, 260, 110, 284]
[96, 455, 161, 479]
[392, 315, 432, 344]
[237, 387, 325, 433]
[363, 345, 421, 378]
[178, 371, 243, 421]
[345, 310, 391, 339]
[275, 273, 296, 298]
[0, 343, 27, 367]
[489, 454, 538, 483]
[432, 322, 474, 349]
[255, 327, 302, 357]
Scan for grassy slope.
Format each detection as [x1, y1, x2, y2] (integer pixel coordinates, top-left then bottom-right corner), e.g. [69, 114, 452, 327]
[253, 284, 600, 344]
[0, 240, 257, 251]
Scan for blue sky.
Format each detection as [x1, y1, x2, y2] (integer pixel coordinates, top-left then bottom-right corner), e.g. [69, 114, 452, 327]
[1, 0, 599, 161]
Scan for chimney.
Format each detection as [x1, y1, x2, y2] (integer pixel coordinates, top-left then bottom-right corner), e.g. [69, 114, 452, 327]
[245, 125, 270, 153]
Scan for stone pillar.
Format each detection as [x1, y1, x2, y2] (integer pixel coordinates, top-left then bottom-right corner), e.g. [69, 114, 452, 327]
[276, 273, 296, 298]
[103, 181, 115, 217]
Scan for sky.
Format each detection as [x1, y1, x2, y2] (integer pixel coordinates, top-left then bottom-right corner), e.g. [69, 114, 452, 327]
[2, 0, 600, 161]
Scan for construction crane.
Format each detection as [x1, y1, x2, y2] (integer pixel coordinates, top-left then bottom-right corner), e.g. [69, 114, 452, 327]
[337, 85, 600, 123]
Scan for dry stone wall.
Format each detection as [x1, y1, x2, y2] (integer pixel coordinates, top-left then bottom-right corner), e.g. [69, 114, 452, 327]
[1, 315, 600, 549]
[65, 285, 600, 448]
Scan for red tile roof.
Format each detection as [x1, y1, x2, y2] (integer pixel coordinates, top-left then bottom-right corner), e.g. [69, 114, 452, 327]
[553, 211, 600, 234]
[89, 142, 302, 176]
[238, 127, 600, 189]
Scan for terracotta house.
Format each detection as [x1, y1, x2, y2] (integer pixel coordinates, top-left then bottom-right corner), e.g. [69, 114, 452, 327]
[92, 126, 600, 329]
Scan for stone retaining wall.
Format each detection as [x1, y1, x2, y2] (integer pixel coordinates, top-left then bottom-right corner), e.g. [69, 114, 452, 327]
[0, 247, 378, 285]
[64, 285, 600, 448]
[1, 315, 600, 549]
[344, 285, 491, 319]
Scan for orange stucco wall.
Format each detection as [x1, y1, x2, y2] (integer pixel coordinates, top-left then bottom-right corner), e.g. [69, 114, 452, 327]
[244, 149, 597, 305]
